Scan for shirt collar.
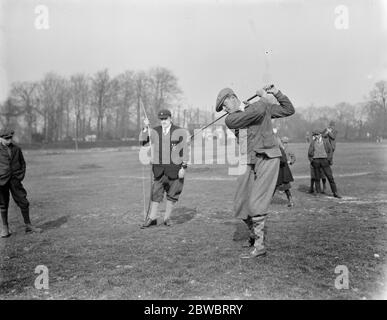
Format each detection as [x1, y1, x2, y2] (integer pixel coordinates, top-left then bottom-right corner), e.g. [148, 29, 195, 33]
[162, 124, 172, 134]
[239, 101, 245, 111]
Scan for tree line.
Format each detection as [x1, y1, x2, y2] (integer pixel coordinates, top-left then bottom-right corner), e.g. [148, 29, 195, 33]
[1, 67, 386, 145]
[274, 80, 387, 141]
[0, 67, 192, 148]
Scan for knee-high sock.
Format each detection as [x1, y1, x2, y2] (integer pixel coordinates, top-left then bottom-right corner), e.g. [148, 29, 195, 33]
[315, 179, 322, 193]
[148, 201, 159, 220]
[252, 216, 266, 248]
[20, 208, 31, 225]
[310, 179, 314, 191]
[164, 200, 175, 221]
[1, 209, 8, 226]
[285, 190, 292, 201]
[243, 216, 254, 239]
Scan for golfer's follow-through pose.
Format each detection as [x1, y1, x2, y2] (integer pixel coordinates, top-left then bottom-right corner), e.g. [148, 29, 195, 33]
[216, 85, 295, 258]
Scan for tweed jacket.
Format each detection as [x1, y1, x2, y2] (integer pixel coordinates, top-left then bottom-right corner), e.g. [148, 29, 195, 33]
[224, 91, 295, 164]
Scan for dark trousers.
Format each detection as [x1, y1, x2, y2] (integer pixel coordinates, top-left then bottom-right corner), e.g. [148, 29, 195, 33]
[0, 178, 30, 225]
[311, 158, 338, 194]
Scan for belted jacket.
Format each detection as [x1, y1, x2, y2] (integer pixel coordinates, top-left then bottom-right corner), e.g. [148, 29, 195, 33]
[225, 91, 295, 164]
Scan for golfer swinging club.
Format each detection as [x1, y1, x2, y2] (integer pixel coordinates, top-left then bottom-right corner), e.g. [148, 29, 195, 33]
[216, 84, 295, 258]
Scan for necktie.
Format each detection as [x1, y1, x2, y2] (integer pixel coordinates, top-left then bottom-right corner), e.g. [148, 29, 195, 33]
[7, 147, 11, 158]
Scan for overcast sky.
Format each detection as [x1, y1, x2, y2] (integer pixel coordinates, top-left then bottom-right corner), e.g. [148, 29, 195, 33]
[1, 0, 387, 111]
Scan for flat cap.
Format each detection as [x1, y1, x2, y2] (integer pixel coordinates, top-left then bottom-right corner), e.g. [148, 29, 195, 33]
[0, 128, 14, 139]
[281, 136, 289, 143]
[158, 109, 172, 119]
[216, 88, 236, 112]
[312, 130, 322, 136]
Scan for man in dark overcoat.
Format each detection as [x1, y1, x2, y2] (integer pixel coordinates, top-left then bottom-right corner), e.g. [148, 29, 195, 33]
[0, 129, 42, 238]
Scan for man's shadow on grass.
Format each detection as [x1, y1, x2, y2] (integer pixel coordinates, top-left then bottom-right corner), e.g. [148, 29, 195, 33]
[271, 194, 289, 205]
[170, 207, 197, 225]
[232, 221, 250, 241]
[297, 184, 311, 194]
[38, 215, 69, 231]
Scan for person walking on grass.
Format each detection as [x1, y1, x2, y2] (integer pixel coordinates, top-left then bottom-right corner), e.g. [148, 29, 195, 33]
[0, 129, 42, 238]
[274, 135, 295, 207]
[140, 109, 189, 228]
[216, 84, 295, 258]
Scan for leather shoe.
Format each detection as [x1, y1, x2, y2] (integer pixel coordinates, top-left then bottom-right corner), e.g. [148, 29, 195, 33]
[333, 193, 342, 199]
[1, 227, 11, 238]
[242, 237, 255, 248]
[25, 225, 42, 233]
[141, 219, 157, 229]
[240, 247, 266, 259]
[163, 219, 172, 227]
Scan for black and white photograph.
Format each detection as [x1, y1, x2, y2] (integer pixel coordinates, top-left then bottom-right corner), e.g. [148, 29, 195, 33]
[0, 0, 386, 303]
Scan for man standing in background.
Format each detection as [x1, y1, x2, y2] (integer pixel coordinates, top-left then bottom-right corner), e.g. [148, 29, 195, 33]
[0, 129, 42, 238]
[308, 130, 341, 198]
[322, 120, 338, 155]
[140, 110, 189, 228]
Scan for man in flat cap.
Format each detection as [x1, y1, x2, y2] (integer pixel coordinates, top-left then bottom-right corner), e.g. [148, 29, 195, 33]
[216, 84, 295, 258]
[308, 130, 341, 198]
[321, 120, 338, 191]
[0, 129, 42, 238]
[322, 120, 338, 154]
[140, 109, 189, 228]
[308, 131, 327, 194]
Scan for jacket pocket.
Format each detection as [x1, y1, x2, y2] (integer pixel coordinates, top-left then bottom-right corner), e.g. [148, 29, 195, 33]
[262, 133, 276, 148]
[261, 106, 276, 148]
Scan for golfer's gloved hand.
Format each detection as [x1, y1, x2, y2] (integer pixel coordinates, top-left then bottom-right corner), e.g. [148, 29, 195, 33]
[144, 118, 150, 127]
[256, 88, 267, 98]
[178, 168, 185, 179]
[264, 84, 279, 95]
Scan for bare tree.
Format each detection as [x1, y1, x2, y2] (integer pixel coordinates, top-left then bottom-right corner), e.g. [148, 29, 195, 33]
[353, 102, 368, 139]
[9, 81, 38, 143]
[36, 73, 69, 142]
[91, 69, 118, 139]
[0, 97, 24, 129]
[70, 74, 90, 150]
[369, 80, 387, 136]
[2, 66, 186, 143]
[134, 71, 150, 132]
[336, 102, 355, 140]
[56, 78, 71, 141]
[114, 71, 136, 139]
[148, 67, 182, 120]
[365, 100, 384, 138]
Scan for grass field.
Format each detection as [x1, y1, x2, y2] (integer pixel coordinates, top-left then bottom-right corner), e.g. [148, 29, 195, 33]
[0, 142, 386, 300]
